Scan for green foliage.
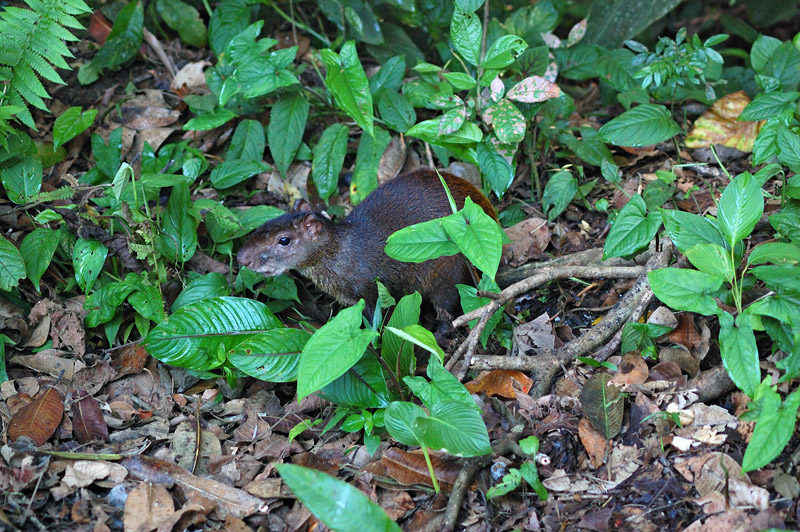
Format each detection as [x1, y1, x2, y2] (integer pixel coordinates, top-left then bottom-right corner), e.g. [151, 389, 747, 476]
[486, 435, 548, 500]
[0, 0, 91, 129]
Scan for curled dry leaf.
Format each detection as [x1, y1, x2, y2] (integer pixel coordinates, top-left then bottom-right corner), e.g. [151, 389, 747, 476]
[503, 217, 551, 266]
[8, 387, 64, 446]
[465, 369, 533, 398]
[72, 390, 109, 443]
[610, 353, 649, 385]
[685, 90, 763, 152]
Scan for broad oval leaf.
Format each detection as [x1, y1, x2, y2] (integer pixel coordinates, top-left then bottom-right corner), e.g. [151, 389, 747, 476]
[269, 93, 309, 176]
[685, 243, 734, 282]
[384, 401, 426, 446]
[0, 236, 26, 292]
[228, 328, 310, 382]
[599, 104, 681, 147]
[648, 268, 723, 316]
[53, 107, 97, 150]
[440, 198, 504, 280]
[8, 388, 64, 446]
[717, 172, 763, 247]
[451, 6, 481, 66]
[741, 386, 800, 472]
[277, 464, 403, 532]
[718, 312, 761, 398]
[603, 194, 660, 259]
[312, 123, 349, 203]
[319, 42, 374, 136]
[73, 238, 109, 292]
[143, 297, 282, 370]
[385, 218, 460, 262]
[297, 301, 378, 400]
[417, 401, 492, 457]
[21, 228, 60, 292]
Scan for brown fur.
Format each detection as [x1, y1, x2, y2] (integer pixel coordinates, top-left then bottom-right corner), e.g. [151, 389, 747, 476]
[237, 169, 497, 315]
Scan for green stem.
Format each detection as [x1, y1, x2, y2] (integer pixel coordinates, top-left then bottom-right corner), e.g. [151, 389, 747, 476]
[264, 0, 330, 46]
[421, 445, 440, 493]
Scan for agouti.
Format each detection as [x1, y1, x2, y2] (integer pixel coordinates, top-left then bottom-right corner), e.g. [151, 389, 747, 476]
[237, 168, 497, 317]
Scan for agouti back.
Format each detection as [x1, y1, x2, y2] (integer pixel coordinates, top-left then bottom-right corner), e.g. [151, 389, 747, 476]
[237, 168, 497, 316]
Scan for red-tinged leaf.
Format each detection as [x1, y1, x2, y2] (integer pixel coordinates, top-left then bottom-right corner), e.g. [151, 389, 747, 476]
[88, 11, 112, 45]
[72, 390, 109, 443]
[506, 76, 562, 103]
[8, 388, 64, 446]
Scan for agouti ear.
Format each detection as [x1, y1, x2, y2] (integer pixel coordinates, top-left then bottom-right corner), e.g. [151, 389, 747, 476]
[293, 199, 313, 213]
[301, 212, 323, 238]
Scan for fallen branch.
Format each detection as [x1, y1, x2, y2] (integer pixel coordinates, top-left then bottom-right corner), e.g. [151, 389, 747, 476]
[447, 264, 647, 379]
[453, 242, 673, 396]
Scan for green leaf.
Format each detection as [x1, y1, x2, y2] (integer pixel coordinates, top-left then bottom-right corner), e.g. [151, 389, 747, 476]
[320, 41, 374, 136]
[321, 355, 391, 408]
[748, 242, 800, 266]
[227, 119, 265, 162]
[417, 401, 492, 457]
[443, 72, 477, 90]
[385, 325, 444, 363]
[742, 386, 800, 472]
[268, 93, 309, 176]
[751, 264, 800, 295]
[542, 170, 578, 222]
[297, 301, 379, 400]
[156, 0, 207, 47]
[0, 236, 26, 291]
[184, 109, 237, 131]
[660, 209, 727, 254]
[351, 127, 391, 204]
[718, 311, 761, 398]
[648, 268, 723, 316]
[21, 228, 61, 292]
[777, 125, 800, 173]
[381, 292, 421, 380]
[277, 464, 402, 532]
[750, 35, 782, 72]
[480, 35, 527, 70]
[156, 181, 197, 263]
[85, 0, 143, 75]
[208, 0, 250, 56]
[171, 272, 231, 312]
[369, 55, 406, 94]
[209, 159, 269, 189]
[486, 100, 526, 144]
[717, 172, 763, 247]
[603, 195, 660, 259]
[450, 6, 481, 66]
[598, 104, 681, 147]
[143, 296, 281, 370]
[685, 243, 734, 282]
[376, 90, 415, 133]
[53, 107, 97, 150]
[440, 198, 504, 280]
[477, 142, 514, 197]
[739, 92, 799, 121]
[385, 219, 460, 263]
[384, 401, 426, 446]
[73, 238, 108, 292]
[228, 328, 310, 382]
[407, 358, 479, 412]
[312, 123, 349, 203]
[1, 154, 42, 204]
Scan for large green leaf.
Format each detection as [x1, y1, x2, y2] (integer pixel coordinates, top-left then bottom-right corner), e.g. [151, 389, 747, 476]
[229, 328, 310, 382]
[450, 5, 481, 66]
[21, 228, 61, 292]
[417, 401, 492, 457]
[742, 385, 800, 472]
[73, 238, 108, 293]
[277, 464, 402, 532]
[598, 104, 681, 147]
[718, 311, 761, 398]
[439, 198, 504, 280]
[660, 209, 727, 254]
[0, 236, 25, 291]
[143, 297, 281, 371]
[604, 194, 661, 259]
[53, 107, 97, 150]
[156, 181, 197, 263]
[717, 172, 763, 247]
[312, 123, 349, 203]
[648, 268, 723, 316]
[268, 93, 309, 176]
[297, 301, 378, 400]
[319, 41, 374, 136]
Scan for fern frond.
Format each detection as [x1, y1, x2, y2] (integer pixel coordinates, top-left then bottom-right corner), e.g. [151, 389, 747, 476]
[30, 185, 75, 203]
[0, 0, 91, 127]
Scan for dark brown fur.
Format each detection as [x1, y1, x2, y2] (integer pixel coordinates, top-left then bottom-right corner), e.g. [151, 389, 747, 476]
[237, 169, 497, 315]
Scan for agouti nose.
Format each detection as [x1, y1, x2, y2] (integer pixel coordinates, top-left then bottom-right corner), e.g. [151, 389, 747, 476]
[259, 252, 270, 262]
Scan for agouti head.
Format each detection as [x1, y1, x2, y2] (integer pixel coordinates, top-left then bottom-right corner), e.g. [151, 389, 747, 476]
[237, 199, 333, 276]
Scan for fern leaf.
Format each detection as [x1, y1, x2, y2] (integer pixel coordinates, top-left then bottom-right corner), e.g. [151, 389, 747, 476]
[25, 52, 65, 85]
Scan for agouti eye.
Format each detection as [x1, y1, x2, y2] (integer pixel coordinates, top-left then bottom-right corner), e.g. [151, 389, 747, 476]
[278, 236, 292, 246]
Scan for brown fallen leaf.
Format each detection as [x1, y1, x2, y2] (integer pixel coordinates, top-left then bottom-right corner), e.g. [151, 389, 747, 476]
[685, 90, 763, 152]
[123, 482, 175, 532]
[611, 353, 649, 385]
[122, 455, 267, 519]
[380, 447, 462, 492]
[8, 387, 64, 446]
[72, 390, 109, 443]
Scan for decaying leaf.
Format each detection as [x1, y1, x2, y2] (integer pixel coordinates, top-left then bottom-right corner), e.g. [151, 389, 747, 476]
[684, 90, 763, 152]
[8, 387, 64, 446]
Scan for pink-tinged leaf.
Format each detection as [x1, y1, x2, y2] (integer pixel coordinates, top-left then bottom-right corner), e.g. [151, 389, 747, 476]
[507, 76, 562, 103]
[567, 19, 587, 47]
[488, 100, 526, 144]
[490, 76, 505, 102]
[438, 107, 467, 135]
[541, 32, 562, 49]
[544, 55, 559, 83]
[72, 390, 109, 443]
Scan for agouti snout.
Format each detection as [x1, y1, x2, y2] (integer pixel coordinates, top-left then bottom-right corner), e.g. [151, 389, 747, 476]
[237, 168, 497, 317]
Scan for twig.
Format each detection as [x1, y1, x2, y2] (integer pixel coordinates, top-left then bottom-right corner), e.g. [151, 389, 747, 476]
[447, 265, 645, 378]
[465, 242, 673, 397]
